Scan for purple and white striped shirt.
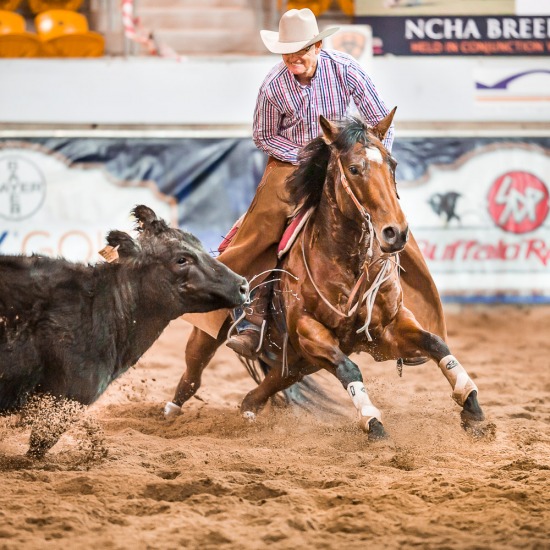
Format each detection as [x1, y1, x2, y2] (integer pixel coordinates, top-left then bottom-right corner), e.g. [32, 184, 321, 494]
[253, 49, 394, 165]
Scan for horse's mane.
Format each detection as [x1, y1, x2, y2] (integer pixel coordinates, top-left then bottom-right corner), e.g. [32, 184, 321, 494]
[286, 117, 373, 211]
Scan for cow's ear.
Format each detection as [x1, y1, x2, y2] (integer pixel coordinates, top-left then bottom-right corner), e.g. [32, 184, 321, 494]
[106, 230, 140, 258]
[371, 107, 396, 143]
[132, 205, 157, 229]
[132, 205, 169, 235]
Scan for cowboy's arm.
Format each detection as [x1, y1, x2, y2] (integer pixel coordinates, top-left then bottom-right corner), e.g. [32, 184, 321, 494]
[346, 61, 394, 152]
[253, 90, 301, 164]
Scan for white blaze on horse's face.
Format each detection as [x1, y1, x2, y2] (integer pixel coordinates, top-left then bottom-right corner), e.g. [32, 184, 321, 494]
[364, 146, 383, 165]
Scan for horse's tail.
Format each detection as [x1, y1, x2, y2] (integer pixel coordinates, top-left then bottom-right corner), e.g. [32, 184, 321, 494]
[238, 356, 339, 413]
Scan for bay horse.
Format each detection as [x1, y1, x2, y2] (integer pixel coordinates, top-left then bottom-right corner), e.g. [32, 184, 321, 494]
[168, 111, 490, 439]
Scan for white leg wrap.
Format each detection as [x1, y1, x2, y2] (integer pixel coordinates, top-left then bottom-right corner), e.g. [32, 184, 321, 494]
[164, 401, 182, 419]
[438, 355, 478, 406]
[347, 381, 382, 429]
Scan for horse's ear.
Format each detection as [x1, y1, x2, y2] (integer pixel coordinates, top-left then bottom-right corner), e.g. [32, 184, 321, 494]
[320, 115, 338, 145]
[371, 107, 397, 142]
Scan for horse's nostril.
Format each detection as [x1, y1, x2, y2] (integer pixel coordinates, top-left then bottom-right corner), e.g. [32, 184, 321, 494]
[383, 226, 397, 243]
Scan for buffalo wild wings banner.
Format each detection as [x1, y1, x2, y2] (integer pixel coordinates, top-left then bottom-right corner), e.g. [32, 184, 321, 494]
[0, 136, 549, 301]
[397, 137, 550, 301]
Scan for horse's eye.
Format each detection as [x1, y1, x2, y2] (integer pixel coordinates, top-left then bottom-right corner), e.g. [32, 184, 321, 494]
[348, 166, 359, 175]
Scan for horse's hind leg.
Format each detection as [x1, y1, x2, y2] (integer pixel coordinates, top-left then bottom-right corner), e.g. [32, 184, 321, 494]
[388, 309, 492, 437]
[165, 319, 230, 418]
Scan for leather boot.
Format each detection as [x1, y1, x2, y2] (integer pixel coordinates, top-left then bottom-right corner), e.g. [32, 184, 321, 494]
[226, 328, 261, 359]
[226, 282, 271, 358]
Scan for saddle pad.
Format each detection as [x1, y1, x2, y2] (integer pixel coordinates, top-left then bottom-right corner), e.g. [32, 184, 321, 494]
[277, 207, 314, 259]
[218, 208, 313, 258]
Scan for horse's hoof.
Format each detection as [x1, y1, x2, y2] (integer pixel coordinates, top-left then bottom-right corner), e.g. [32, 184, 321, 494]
[461, 416, 497, 440]
[368, 418, 389, 440]
[359, 417, 388, 440]
[164, 401, 182, 420]
[242, 411, 256, 422]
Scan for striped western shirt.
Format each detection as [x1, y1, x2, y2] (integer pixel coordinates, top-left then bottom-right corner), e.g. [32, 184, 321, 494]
[252, 49, 394, 165]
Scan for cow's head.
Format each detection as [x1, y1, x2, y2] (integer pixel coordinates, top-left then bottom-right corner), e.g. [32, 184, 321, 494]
[103, 206, 248, 317]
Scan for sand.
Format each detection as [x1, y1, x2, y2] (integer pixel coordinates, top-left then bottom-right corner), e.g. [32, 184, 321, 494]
[0, 304, 549, 549]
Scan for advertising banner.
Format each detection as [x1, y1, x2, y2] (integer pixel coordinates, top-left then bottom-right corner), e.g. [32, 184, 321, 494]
[354, 15, 550, 56]
[1, 135, 549, 301]
[355, 0, 515, 17]
[0, 138, 265, 263]
[397, 137, 550, 301]
[355, 0, 549, 56]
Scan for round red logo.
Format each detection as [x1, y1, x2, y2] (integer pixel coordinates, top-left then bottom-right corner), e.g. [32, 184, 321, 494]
[487, 171, 549, 234]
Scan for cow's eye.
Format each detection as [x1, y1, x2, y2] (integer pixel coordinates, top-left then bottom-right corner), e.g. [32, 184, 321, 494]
[348, 165, 359, 175]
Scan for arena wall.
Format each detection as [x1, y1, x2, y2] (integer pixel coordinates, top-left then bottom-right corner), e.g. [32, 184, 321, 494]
[1, 55, 549, 302]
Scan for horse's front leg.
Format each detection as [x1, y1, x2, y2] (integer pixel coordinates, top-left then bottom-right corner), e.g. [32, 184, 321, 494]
[295, 315, 387, 439]
[165, 319, 230, 419]
[240, 365, 303, 420]
[387, 308, 492, 437]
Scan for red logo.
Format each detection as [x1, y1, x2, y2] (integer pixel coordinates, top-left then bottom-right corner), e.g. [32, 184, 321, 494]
[487, 171, 549, 234]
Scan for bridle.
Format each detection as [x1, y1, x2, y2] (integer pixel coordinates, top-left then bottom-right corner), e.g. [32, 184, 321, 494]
[300, 151, 400, 341]
[335, 155, 375, 260]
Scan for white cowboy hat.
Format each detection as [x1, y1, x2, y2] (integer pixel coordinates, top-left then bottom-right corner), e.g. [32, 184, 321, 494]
[260, 8, 339, 55]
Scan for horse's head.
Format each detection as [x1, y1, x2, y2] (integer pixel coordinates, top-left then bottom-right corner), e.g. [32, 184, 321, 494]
[320, 110, 409, 254]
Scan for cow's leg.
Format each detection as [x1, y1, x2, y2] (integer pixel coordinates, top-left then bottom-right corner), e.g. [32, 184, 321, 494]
[25, 396, 83, 459]
[165, 319, 231, 419]
[385, 308, 493, 437]
[295, 315, 387, 439]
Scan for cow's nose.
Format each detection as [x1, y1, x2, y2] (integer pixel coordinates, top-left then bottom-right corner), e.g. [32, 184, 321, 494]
[239, 278, 249, 300]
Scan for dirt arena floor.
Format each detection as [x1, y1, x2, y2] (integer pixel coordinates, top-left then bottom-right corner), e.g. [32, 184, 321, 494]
[0, 304, 549, 549]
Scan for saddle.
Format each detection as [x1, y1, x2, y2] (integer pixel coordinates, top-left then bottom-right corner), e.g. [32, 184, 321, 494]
[218, 208, 314, 258]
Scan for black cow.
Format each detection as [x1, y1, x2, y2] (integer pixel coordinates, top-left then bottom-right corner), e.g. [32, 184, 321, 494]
[0, 205, 248, 457]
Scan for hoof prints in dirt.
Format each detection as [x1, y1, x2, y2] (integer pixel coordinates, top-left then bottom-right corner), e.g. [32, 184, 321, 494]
[143, 477, 286, 503]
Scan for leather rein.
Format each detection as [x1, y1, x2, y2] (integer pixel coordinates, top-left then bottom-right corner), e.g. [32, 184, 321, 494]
[300, 154, 399, 341]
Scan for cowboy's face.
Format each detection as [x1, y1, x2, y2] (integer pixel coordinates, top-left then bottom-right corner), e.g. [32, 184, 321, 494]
[282, 41, 322, 82]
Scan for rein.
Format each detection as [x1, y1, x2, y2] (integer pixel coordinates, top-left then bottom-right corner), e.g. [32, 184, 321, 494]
[300, 154, 400, 342]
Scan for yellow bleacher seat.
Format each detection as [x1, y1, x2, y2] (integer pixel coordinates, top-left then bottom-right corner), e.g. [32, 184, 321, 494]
[35, 9, 104, 57]
[28, 0, 82, 15]
[337, 0, 354, 15]
[0, 10, 41, 57]
[0, 0, 23, 10]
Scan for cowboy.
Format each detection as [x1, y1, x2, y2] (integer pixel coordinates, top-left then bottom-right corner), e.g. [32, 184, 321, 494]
[187, 8, 446, 357]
